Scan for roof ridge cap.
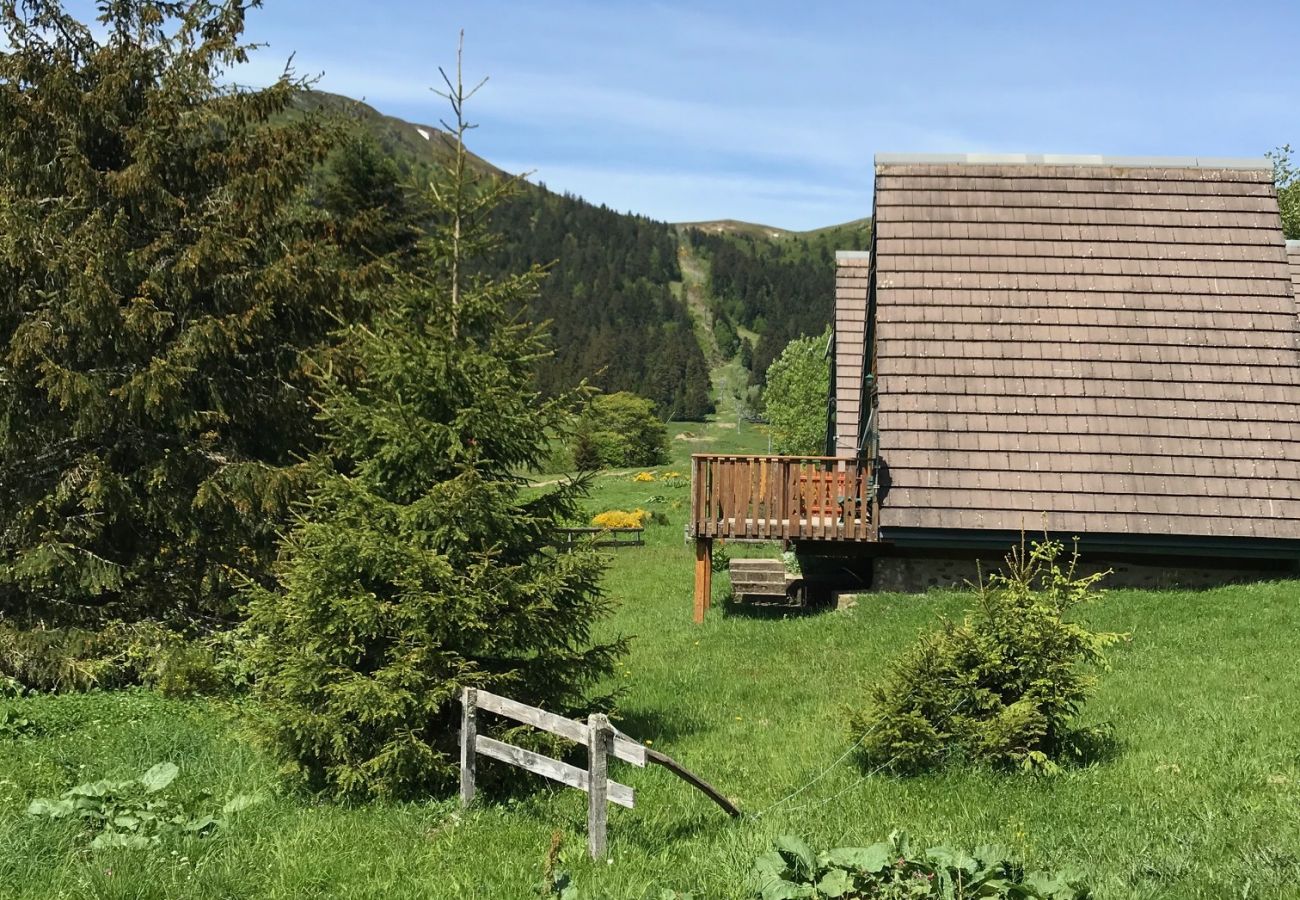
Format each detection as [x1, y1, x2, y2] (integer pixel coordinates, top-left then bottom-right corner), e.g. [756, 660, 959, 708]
[874, 152, 1271, 170]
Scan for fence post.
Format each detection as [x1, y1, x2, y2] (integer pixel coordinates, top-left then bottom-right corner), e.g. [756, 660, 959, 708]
[587, 713, 612, 859]
[460, 687, 477, 807]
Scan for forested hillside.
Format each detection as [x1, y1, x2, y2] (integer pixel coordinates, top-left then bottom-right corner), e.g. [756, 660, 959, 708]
[684, 220, 872, 383]
[489, 192, 712, 420]
[309, 92, 713, 420]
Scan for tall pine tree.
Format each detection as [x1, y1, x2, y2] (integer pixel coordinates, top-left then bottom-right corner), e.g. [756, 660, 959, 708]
[0, 0, 351, 627]
[243, 47, 625, 799]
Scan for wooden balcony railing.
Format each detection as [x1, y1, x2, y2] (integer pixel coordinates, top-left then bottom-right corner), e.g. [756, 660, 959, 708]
[690, 454, 876, 542]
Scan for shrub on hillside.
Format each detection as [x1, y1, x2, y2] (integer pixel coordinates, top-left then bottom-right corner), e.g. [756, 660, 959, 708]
[850, 539, 1123, 775]
[571, 392, 668, 470]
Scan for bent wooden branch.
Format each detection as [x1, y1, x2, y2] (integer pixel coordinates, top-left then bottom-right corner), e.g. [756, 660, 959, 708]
[643, 746, 742, 818]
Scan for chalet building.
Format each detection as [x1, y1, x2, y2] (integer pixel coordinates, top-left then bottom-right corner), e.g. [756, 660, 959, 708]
[690, 154, 1300, 616]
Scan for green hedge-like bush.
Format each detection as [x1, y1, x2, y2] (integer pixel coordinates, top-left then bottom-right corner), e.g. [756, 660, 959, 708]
[0, 620, 231, 696]
[571, 392, 668, 470]
[850, 539, 1123, 775]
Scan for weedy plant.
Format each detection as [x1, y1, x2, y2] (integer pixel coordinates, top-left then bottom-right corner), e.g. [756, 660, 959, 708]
[850, 538, 1125, 774]
[536, 830, 579, 899]
[750, 831, 1091, 900]
[26, 762, 261, 850]
[0, 706, 36, 739]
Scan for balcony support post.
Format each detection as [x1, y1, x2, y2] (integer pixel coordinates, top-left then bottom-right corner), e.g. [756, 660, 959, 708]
[693, 537, 713, 624]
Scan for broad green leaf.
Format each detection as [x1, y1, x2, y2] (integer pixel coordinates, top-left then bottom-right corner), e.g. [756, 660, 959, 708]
[181, 814, 219, 833]
[26, 798, 75, 818]
[826, 843, 894, 873]
[759, 878, 813, 900]
[139, 762, 179, 793]
[66, 780, 111, 798]
[773, 835, 816, 879]
[751, 850, 788, 880]
[112, 814, 141, 830]
[927, 846, 979, 874]
[222, 793, 264, 815]
[90, 832, 155, 850]
[815, 867, 853, 898]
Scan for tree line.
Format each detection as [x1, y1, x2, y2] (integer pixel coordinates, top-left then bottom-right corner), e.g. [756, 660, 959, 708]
[489, 191, 713, 421]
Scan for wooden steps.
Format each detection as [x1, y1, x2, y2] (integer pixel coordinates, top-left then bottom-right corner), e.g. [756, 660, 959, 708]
[729, 558, 801, 606]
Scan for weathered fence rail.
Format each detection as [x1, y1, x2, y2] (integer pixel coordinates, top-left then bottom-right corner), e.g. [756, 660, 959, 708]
[460, 688, 640, 859]
[459, 687, 739, 859]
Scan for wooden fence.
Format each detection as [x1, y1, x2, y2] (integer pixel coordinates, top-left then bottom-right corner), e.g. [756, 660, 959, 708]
[460, 688, 739, 859]
[690, 454, 876, 542]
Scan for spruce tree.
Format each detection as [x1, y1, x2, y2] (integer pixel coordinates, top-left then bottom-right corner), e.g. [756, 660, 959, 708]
[0, 1, 350, 627]
[318, 124, 425, 272]
[243, 49, 625, 799]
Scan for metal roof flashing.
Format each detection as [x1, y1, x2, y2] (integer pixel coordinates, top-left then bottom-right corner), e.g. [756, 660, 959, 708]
[835, 250, 872, 261]
[874, 152, 1272, 170]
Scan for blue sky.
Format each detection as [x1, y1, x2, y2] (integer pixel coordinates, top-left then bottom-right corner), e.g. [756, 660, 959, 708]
[207, 2, 1295, 228]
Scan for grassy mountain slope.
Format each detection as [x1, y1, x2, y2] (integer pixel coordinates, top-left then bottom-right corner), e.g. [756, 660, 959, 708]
[682, 217, 872, 387]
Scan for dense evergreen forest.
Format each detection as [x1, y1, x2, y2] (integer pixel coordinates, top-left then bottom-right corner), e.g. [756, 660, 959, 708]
[489, 191, 713, 420]
[312, 92, 714, 421]
[685, 221, 871, 383]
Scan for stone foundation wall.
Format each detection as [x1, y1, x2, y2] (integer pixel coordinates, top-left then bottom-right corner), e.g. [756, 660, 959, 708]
[872, 555, 1295, 593]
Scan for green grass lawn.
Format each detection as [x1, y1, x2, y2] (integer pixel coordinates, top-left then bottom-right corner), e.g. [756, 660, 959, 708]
[2, 419, 1299, 898]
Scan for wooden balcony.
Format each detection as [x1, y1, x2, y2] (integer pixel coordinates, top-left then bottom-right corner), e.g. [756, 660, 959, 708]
[690, 454, 877, 543]
[688, 454, 877, 622]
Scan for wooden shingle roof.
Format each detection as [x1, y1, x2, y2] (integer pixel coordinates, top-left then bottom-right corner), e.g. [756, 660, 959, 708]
[1289, 240, 1300, 305]
[867, 157, 1300, 539]
[833, 252, 870, 454]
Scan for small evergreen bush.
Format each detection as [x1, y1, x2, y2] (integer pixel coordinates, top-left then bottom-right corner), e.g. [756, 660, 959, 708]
[0, 619, 227, 695]
[850, 539, 1123, 774]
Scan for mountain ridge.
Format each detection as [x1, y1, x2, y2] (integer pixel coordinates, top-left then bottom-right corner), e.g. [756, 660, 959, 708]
[313, 88, 868, 419]
[674, 216, 872, 240]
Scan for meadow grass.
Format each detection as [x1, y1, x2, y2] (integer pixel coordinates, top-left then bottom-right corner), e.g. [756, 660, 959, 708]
[1, 419, 1298, 898]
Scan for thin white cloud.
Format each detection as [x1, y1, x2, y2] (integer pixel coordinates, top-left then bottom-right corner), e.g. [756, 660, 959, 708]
[496, 161, 872, 231]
